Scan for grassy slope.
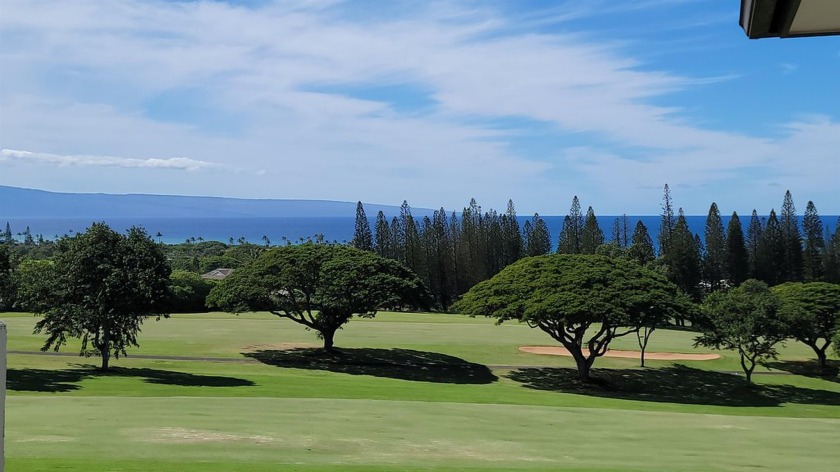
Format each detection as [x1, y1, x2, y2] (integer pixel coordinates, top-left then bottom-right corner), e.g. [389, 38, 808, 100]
[4, 311, 840, 471]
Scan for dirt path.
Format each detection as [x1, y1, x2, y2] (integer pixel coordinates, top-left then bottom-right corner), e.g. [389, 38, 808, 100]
[518, 345, 720, 360]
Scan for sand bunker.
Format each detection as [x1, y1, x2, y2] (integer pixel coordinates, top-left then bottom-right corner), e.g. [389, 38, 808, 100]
[519, 345, 719, 361]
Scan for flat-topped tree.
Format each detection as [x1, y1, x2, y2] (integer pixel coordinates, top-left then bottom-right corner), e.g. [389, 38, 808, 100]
[772, 282, 840, 371]
[207, 243, 428, 352]
[453, 254, 690, 381]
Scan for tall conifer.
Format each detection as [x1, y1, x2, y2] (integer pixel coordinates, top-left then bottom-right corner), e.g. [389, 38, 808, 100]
[747, 210, 763, 278]
[528, 214, 552, 256]
[522, 220, 533, 255]
[724, 212, 749, 286]
[802, 201, 824, 281]
[780, 190, 803, 281]
[374, 211, 391, 259]
[755, 210, 784, 286]
[823, 219, 840, 283]
[703, 203, 726, 291]
[627, 220, 655, 265]
[557, 196, 584, 254]
[659, 184, 676, 257]
[503, 200, 522, 266]
[351, 201, 373, 251]
[581, 206, 604, 254]
[665, 210, 702, 301]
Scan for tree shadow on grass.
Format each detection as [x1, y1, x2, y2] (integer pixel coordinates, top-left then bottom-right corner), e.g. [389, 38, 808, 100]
[7, 365, 254, 393]
[104, 366, 255, 387]
[244, 348, 498, 384]
[765, 359, 840, 383]
[507, 365, 840, 407]
[6, 368, 90, 393]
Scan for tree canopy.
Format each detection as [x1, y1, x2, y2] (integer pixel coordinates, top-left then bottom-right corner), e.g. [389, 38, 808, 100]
[207, 243, 429, 351]
[772, 282, 840, 370]
[696, 280, 787, 384]
[29, 223, 171, 370]
[453, 254, 691, 381]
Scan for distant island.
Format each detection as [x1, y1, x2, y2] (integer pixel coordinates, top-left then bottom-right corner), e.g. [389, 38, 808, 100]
[0, 185, 428, 219]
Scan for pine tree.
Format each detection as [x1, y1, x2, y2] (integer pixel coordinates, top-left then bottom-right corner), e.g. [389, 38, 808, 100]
[664, 210, 702, 301]
[779, 190, 803, 282]
[374, 211, 392, 259]
[3, 222, 12, 243]
[611, 218, 621, 246]
[621, 214, 630, 248]
[611, 215, 630, 248]
[802, 201, 824, 281]
[747, 210, 763, 278]
[23, 226, 34, 245]
[485, 210, 504, 275]
[581, 206, 604, 254]
[461, 198, 488, 287]
[351, 201, 373, 251]
[755, 210, 785, 286]
[400, 201, 425, 282]
[528, 214, 552, 256]
[627, 220, 655, 265]
[724, 212, 749, 286]
[503, 200, 522, 266]
[557, 196, 584, 254]
[659, 184, 676, 257]
[390, 216, 404, 263]
[449, 210, 465, 294]
[703, 203, 726, 291]
[429, 208, 456, 310]
[522, 220, 533, 255]
[823, 219, 840, 283]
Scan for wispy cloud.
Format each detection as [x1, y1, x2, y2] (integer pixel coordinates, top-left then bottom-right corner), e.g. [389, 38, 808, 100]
[0, 0, 837, 213]
[780, 63, 798, 74]
[1, 149, 224, 171]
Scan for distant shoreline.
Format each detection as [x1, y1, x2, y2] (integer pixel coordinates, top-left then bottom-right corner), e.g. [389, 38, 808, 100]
[4, 215, 837, 248]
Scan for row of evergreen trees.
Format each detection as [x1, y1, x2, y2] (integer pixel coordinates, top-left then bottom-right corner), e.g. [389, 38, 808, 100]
[351, 187, 840, 310]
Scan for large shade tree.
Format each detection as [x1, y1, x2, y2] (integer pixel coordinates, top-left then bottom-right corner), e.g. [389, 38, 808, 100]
[207, 243, 429, 351]
[772, 282, 840, 371]
[453, 254, 691, 381]
[696, 280, 787, 384]
[29, 223, 171, 370]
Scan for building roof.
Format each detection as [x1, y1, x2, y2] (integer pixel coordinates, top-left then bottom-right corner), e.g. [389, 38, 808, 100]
[201, 268, 235, 280]
[741, 0, 840, 39]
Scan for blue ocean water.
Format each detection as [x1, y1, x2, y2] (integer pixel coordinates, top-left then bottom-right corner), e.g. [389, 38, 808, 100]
[4, 215, 838, 249]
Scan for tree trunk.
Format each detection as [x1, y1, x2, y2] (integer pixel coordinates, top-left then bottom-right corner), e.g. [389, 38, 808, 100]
[321, 330, 336, 353]
[637, 326, 654, 368]
[101, 350, 110, 371]
[565, 345, 593, 382]
[100, 328, 111, 371]
[576, 359, 592, 382]
[740, 352, 755, 385]
[815, 347, 827, 372]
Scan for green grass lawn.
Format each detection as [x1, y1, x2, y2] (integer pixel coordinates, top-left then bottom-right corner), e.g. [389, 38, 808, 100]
[4, 311, 840, 471]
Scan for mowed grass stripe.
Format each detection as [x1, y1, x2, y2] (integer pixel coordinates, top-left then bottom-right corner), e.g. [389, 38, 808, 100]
[4, 311, 830, 370]
[8, 354, 840, 419]
[8, 396, 840, 472]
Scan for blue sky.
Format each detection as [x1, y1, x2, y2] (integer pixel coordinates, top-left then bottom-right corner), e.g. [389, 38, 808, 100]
[1, 0, 838, 215]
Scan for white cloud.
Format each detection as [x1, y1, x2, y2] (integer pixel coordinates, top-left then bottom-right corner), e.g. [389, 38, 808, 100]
[0, 0, 837, 213]
[1, 149, 224, 172]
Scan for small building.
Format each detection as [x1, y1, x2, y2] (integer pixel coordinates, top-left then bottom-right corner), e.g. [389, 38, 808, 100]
[201, 268, 235, 280]
[740, 0, 840, 38]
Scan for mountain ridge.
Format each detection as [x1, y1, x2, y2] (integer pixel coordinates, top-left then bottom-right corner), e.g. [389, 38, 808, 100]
[0, 185, 431, 218]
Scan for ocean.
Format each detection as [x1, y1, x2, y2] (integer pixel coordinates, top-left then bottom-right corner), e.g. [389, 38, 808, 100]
[4, 215, 838, 248]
